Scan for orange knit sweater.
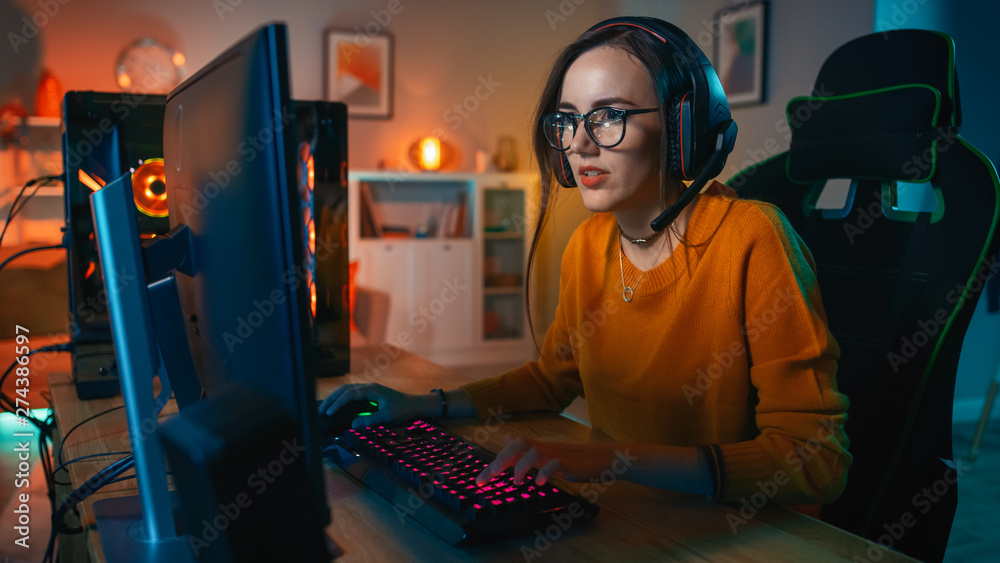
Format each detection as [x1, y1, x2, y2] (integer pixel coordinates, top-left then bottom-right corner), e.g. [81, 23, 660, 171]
[463, 189, 851, 505]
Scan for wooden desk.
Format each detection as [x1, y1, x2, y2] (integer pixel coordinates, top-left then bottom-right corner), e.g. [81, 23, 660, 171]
[48, 371, 176, 563]
[51, 346, 917, 562]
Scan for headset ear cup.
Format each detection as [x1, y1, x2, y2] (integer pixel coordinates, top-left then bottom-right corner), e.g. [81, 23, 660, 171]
[666, 96, 683, 179]
[556, 151, 576, 188]
[667, 94, 694, 180]
[679, 95, 694, 179]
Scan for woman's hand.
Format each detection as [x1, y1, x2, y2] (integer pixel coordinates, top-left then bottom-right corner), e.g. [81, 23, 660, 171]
[476, 435, 626, 487]
[318, 383, 438, 429]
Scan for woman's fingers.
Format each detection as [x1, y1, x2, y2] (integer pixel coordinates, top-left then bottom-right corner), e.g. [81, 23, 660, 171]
[535, 458, 562, 486]
[477, 435, 526, 484]
[475, 436, 567, 486]
[319, 383, 379, 416]
[317, 385, 353, 415]
[512, 446, 538, 485]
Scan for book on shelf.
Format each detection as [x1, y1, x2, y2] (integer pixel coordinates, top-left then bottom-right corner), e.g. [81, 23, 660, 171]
[436, 197, 468, 238]
[381, 225, 410, 238]
[453, 192, 467, 238]
[358, 183, 384, 238]
[359, 182, 469, 239]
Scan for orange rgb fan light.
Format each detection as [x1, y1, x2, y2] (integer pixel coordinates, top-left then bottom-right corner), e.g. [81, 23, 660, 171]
[132, 158, 168, 217]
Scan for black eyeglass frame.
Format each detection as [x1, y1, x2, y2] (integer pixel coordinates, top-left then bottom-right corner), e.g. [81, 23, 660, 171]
[542, 107, 659, 151]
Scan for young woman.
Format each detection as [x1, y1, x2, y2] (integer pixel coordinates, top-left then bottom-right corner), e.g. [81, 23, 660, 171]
[321, 17, 850, 509]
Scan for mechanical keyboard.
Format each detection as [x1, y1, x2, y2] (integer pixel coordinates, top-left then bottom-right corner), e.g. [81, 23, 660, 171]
[322, 419, 599, 546]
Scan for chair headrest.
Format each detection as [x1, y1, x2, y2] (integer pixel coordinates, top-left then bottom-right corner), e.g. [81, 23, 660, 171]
[786, 30, 959, 184]
[813, 30, 959, 126]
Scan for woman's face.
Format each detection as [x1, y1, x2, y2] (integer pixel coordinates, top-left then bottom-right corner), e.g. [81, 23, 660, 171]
[559, 46, 663, 215]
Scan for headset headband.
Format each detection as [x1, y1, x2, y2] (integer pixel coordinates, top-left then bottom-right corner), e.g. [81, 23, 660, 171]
[590, 21, 668, 43]
[555, 17, 738, 231]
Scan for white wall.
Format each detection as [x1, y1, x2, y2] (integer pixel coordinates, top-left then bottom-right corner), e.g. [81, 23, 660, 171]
[1, 0, 619, 173]
[0, 0, 618, 339]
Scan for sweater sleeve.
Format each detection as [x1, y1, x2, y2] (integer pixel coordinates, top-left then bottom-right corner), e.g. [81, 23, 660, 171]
[461, 226, 587, 418]
[716, 201, 852, 505]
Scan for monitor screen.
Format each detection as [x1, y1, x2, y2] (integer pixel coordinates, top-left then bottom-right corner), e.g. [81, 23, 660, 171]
[162, 22, 328, 527]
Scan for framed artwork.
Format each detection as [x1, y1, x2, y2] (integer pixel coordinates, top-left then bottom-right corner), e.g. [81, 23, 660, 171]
[325, 29, 393, 118]
[714, 1, 767, 106]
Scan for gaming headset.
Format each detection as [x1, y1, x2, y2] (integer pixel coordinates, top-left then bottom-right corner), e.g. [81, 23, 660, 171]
[551, 16, 738, 231]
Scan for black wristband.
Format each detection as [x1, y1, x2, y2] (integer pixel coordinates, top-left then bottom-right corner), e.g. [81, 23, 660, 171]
[431, 388, 448, 418]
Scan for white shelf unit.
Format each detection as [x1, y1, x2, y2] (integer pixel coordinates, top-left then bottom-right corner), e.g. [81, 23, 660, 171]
[0, 116, 64, 249]
[348, 171, 536, 366]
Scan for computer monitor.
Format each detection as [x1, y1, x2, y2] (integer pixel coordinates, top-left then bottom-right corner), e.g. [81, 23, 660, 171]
[88, 21, 335, 562]
[161, 20, 329, 530]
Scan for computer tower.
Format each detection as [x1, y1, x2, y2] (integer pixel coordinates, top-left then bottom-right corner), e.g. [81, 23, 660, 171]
[294, 100, 350, 376]
[62, 94, 350, 400]
[62, 91, 168, 399]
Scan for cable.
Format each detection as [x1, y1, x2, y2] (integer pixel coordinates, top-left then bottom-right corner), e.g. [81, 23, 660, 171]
[0, 343, 71, 411]
[52, 451, 131, 486]
[1, 342, 70, 563]
[8, 182, 43, 221]
[44, 454, 136, 563]
[56, 404, 124, 468]
[1, 343, 70, 421]
[0, 243, 65, 273]
[44, 405, 128, 562]
[0, 182, 35, 249]
[51, 455, 135, 534]
[0, 174, 63, 249]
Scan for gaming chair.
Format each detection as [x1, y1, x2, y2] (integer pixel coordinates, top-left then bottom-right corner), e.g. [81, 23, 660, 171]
[728, 30, 1000, 562]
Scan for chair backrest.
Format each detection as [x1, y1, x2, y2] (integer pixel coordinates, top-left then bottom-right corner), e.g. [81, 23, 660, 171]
[728, 29, 1000, 562]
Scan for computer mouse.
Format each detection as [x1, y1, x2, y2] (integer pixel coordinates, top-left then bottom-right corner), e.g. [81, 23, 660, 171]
[317, 398, 379, 437]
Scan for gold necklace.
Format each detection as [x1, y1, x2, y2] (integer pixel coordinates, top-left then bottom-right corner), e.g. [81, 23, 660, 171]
[619, 244, 640, 302]
[619, 232, 667, 302]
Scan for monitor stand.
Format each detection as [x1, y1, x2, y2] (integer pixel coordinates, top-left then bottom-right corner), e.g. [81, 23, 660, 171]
[93, 495, 192, 563]
[90, 173, 197, 563]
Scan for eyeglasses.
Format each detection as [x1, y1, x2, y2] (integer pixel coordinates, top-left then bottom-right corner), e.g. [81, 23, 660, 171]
[541, 107, 659, 151]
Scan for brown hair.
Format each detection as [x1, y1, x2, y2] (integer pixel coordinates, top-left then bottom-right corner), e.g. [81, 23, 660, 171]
[525, 24, 692, 346]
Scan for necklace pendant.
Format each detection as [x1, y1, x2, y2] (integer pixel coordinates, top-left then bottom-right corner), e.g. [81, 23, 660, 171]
[623, 286, 634, 302]
[630, 238, 647, 245]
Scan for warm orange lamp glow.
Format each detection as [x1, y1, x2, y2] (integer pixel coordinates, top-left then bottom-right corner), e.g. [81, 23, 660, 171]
[407, 136, 457, 171]
[417, 136, 441, 171]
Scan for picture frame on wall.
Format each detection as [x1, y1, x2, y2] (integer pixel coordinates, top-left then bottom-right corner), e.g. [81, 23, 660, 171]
[714, 1, 767, 106]
[325, 29, 393, 118]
